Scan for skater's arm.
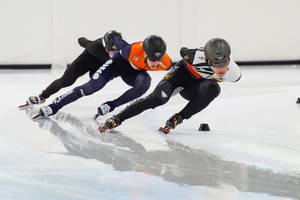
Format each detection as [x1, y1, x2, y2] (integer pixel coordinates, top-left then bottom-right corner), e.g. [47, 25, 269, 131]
[221, 60, 241, 82]
[115, 38, 131, 58]
[152, 53, 172, 71]
[78, 37, 92, 48]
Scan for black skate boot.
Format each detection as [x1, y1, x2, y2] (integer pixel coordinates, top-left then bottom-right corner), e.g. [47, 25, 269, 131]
[99, 115, 121, 133]
[159, 113, 183, 134]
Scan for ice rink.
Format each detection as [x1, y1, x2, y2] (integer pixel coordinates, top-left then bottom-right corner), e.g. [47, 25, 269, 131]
[1, 66, 300, 200]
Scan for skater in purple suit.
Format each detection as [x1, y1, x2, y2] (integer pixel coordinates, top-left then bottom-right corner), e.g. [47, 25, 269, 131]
[35, 35, 172, 118]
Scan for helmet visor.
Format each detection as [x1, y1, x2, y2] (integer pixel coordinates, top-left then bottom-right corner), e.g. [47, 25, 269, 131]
[146, 53, 163, 62]
[211, 57, 230, 68]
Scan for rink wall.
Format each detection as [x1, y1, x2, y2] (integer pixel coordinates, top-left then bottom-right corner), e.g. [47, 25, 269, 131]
[0, 0, 299, 69]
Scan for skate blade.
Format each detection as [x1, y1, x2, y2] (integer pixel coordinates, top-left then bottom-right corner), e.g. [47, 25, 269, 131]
[94, 113, 100, 120]
[98, 126, 108, 133]
[32, 114, 42, 120]
[159, 127, 171, 134]
[18, 103, 31, 109]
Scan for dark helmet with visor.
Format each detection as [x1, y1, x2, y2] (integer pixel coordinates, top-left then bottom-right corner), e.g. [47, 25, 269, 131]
[103, 30, 122, 51]
[204, 38, 231, 67]
[143, 35, 166, 61]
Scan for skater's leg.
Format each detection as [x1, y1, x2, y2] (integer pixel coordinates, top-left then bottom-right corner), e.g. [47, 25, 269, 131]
[48, 76, 109, 115]
[45, 59, 118, 115]
[158, 80, 220, 131]
[99, 80, 176, 131]
[116, 80, 176, 122]
[41, 50, 101, 99]
[104, 71, 151, 111]
[178, 80, 221, 120]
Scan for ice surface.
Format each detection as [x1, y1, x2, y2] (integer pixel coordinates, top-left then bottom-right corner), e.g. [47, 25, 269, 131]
[0, 66, 300, 200]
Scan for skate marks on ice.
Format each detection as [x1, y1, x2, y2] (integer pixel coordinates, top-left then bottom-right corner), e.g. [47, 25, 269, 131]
[24, 109, 300, 199]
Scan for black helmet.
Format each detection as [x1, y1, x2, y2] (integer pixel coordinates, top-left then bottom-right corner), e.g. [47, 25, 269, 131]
[204, 38, 231, 67]
[143, 35, 166, 61]
[103, 30, 122, 51]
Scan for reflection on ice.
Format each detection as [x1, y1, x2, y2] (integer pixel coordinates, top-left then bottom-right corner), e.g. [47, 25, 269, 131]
[25, 108, 300, 200]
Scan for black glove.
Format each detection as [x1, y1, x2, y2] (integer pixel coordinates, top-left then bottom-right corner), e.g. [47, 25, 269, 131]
[180, 47, 197, 65]
[78, 37, 92, 48]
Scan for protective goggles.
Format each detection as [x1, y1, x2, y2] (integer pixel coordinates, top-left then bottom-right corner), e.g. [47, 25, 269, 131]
[211, 57, 230, 68]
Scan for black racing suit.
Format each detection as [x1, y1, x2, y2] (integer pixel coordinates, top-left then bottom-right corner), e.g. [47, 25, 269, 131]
[116, 59, 221, 123]
[41, 38, 110, 99]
